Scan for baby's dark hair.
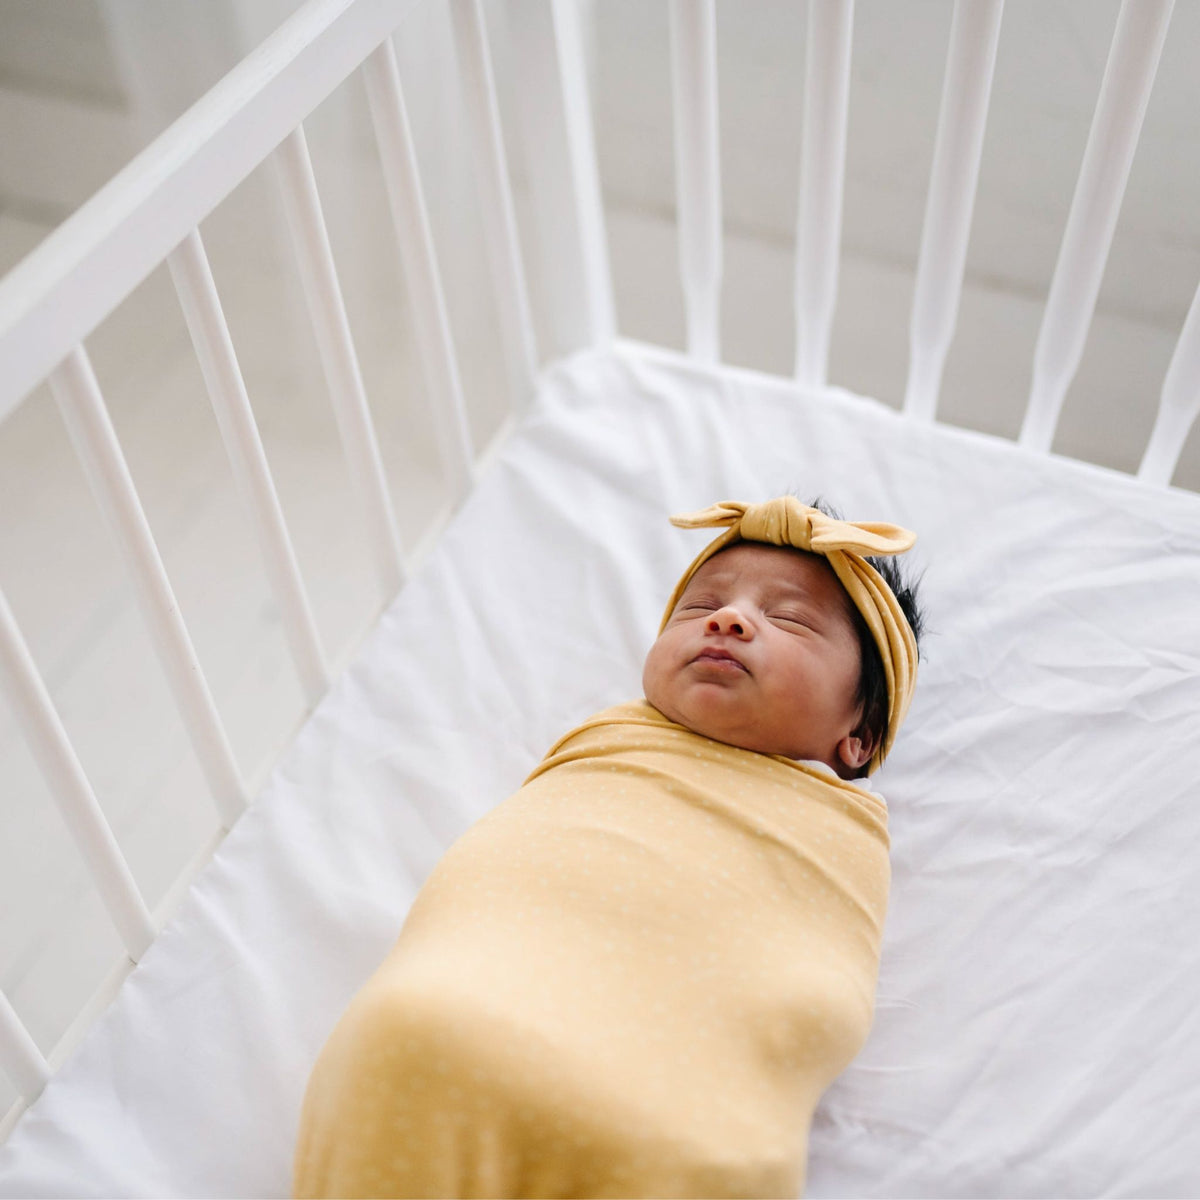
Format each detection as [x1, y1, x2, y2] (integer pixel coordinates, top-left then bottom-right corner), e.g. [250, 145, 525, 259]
[805, 497, 925, 775]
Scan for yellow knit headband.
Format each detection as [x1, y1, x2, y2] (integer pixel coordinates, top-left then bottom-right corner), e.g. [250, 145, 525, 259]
[659, 497, 919, 774]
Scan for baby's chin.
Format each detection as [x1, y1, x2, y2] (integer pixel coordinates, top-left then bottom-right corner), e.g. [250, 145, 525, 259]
[644, 687, 802, 760]
[643, 676, 857, 778]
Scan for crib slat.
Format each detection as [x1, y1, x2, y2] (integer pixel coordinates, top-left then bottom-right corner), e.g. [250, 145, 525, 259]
[361, 37, 476, 502]
[1019, 0, 1175, 452]
[0, 0, 425, 425]
[0, 589, 156, 963]
[47, 347, 248, 829]
[504, 0, 615, 357]
[272, 128, 407, 599]
[794, 0, 854, 389]
[166, 227, 335, 703]
[0, 988, 48, 1102]
[668, 0, 722, 365]
[548, 0, 616, 348]
[1139, 277, 1200, 486]
[904, 0, 1004, 422]
[449, 0, 539, 410]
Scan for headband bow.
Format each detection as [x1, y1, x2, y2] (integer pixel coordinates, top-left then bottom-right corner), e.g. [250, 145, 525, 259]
[660, 497, 919, 774]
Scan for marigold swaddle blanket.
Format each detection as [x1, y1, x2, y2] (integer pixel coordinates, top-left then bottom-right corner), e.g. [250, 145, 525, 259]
[293, 699, 890, 1198]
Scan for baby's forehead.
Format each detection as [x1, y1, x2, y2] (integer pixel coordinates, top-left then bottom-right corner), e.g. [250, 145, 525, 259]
[679, 542, 860, 626]
[684, 542, 834, 592]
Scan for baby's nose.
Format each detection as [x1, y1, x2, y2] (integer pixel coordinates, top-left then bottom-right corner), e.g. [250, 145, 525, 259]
[707, 606, 750, 637]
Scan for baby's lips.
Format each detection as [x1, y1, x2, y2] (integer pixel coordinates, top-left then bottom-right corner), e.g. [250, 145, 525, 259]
[691, 648, 749, 673]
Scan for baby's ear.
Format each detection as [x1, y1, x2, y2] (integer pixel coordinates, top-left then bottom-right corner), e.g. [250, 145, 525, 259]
[836, 726, 876, 773]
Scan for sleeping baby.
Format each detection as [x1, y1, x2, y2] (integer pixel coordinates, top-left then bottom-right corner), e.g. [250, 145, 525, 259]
[293, 495, 924, 1199]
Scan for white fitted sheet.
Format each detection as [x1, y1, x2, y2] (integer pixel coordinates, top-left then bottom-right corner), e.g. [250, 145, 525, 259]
[3, 344, 1200, 1198]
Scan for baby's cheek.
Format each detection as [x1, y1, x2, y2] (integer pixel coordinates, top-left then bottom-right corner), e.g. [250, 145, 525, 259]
[641, 639, 668, 703]
[642, 635, 686, 717]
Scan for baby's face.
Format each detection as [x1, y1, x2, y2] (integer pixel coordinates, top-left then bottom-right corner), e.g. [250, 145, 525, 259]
[642, 543, 872, 774]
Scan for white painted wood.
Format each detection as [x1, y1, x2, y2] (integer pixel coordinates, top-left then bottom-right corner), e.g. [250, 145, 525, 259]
[449, 0, 539, 413]
[505, 0, 616, 359]
[548, 0, 615, 349]
[668, 0, 722, 365]
[0, 0, 422, 425]
[794, 0, 854, 389]
[1140, 276, 1200, 486]
[0, 818, 235, 1129]
[272, 127, 407, 599]
[362, 37, 476, 502]
[47, 347, 248, 830]
[98, 0, 238, 146]
[0, 987, 48, 1102]
[904, 0, 1004, 422]
[1019, 0, 1175, 452]
[0, 588, 155, 963]
[0, 943, 141, 1140]
[166, 226, 335, 699]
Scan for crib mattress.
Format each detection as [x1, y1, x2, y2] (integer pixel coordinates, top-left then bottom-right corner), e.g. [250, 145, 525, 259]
[3, 344, 1199, 1198]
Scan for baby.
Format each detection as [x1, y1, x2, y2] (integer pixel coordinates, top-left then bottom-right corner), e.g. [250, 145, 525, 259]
[645, 498, 922, 778]
[294, 496, 924, 1200]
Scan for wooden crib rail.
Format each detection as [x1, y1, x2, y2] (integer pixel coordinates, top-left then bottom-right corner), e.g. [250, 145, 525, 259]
[0, 0, 546, 1125]
[361, 38, 478, 499]
[903, 0, 1005, 423]
[793, 0, 855, 391]
[507, 0, 615, 354]
[660, 0, 1197, 482]
[450, 0, 540, 406]
[1141, 282, 1200, 485]
[668, 0, 721, 365]
[166, 227, 336, 706]
[1019, 0, 1175, 453]
[0, 0, 416, 425]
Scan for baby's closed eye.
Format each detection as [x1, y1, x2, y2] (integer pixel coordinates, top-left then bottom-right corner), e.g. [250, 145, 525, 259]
[770, 611, 817, 630]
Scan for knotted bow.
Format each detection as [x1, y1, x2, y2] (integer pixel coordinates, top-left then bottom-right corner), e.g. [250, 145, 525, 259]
[660, 497, 919, 773]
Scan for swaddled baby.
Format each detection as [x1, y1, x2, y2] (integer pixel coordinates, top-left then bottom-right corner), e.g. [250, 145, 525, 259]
[294, 496, 924, 1199]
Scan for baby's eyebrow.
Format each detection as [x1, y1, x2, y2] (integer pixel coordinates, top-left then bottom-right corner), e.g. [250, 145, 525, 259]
[766, 579, 814, 599]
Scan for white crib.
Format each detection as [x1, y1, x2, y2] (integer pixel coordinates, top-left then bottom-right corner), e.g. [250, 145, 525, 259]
[1, 0, 1198, 1195]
